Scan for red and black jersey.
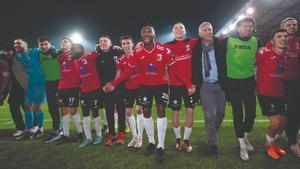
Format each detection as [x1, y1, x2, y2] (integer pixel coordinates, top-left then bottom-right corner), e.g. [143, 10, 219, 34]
[58, 51, 80, 89]
[75, 51, 101, 93]
[256, 47, 285, 97]
[164, 38, 196, 86]
[116, 54, 140, 90]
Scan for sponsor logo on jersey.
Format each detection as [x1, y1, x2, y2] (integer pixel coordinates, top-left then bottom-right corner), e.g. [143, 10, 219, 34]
[147, 63, 157, 72]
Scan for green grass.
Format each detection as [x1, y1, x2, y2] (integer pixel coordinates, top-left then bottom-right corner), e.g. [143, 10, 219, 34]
[0, 101, 299, 169]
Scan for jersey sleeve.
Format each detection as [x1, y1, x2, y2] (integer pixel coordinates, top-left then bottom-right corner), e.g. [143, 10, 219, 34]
[111, 53, 137, 87]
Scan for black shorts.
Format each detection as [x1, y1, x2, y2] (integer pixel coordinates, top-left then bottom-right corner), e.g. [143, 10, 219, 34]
[57, 88, 80, 107]
[258, 95, 287, 116]
[80, 89, 103, 111]
[124, 88, 142, 108]
[140, 85, 169, 108]
[168, 85, 196, 111]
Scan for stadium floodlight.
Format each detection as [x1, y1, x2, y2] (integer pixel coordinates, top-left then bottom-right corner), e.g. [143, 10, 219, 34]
[246, 7, 254, 15]
[71, 32, 83, 43]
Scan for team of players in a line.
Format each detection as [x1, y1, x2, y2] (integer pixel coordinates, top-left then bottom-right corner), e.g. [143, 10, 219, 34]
[0, 16, 299, 163]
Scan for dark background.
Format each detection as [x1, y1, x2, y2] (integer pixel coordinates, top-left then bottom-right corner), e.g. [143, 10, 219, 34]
[0, 0, 245, 50]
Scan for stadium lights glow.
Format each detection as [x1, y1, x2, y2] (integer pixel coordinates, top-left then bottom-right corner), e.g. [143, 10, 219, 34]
[223, 29, 228, 35]
[246, 7, 254, 15]
[238, 14, 245, 21]
[229, 24, 236, 31]
[71, 32, 83, 43]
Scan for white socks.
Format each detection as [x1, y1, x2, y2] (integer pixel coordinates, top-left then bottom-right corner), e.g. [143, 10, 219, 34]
[173, 127, 181, 139]
[238, 138, 247, 148]
[136, 114, 144, 138]
[83, 116, 92, 140]
[103, 109, 108, 125]
[72, 113, 83, 133]
[94, 116, 102, 137]
[157, 117, 167, 149]
[144, 116, 155, 144]
[114, 112, 118, 129]
[62, 114, 70, 137]
[266, 134, 275, 145]
[183, 126, 192, 140]
[127, 115, 137, 137]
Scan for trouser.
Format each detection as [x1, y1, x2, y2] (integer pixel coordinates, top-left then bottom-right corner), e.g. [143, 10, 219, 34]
[45, 80, 60, 131]
[8, 82, 26, 130]
[284, 78, 300, 145]
[200, 82, 226, 145]
[227, 77, 256, 138]
[103, 89, 125, 135]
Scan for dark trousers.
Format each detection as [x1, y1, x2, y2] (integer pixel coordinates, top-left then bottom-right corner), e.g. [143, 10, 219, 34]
[46, 80, 60, 131]
[284, 78, 300, 145]
[8, 82, 26, 130]
[227, 77, 256, 138]
[103, 89, 125, 135]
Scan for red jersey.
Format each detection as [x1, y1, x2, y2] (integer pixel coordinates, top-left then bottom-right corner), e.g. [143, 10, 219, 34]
[113, 42, 193, 87]
[256, 47, 285, 97]
[116, 54, 140, 90]
[265, 38, 300, 79]
[76, 51, 101, 93]
[284, 37, 300, 79]
[164, 38, 196, 86]
[58, 51, 80, 89]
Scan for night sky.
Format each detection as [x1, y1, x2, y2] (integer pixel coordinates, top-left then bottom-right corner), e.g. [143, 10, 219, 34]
[0, 0, 245, 50]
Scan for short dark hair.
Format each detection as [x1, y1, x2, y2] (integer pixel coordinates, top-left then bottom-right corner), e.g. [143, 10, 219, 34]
[120, 35, 134, 43]
[271, 29, 288, 39]
[141, 24, 156, 33]
[99, 35, 112, 41]
[236, 16, 255, 27]
[14, 36, 28, 43]
[37, 36, 50, 43]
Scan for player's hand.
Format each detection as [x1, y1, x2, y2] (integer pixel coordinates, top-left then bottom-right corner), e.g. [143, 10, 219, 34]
[49, 47, 58, 59]
[102, 85, 108, 93]
[187, 84, 196, 96]
[112, 45, 122, 51]
[105, 82, 115, 92]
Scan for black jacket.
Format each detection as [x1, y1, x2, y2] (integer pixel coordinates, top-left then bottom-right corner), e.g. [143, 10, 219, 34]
[191, 37, 227, 90]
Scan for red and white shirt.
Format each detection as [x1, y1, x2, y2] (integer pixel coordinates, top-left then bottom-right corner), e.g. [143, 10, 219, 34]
[164, 38, 196, 86]
[76, 51, 101, 93]
[112, 42, 191, 87]
[116, 54, 140, 90]
[58, 51, 80, 89]
[256, 47, 285, 97]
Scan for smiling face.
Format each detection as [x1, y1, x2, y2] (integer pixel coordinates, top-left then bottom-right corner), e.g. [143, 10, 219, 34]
[121, 38, 134, 55]
[39, 40, 51, 53]
[272, 31, 288, 50]
[141, 25, 155, 46]
[173, 22, 186, 40]
[13, 39, 27, 53]
[99, 37, 112, 52]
